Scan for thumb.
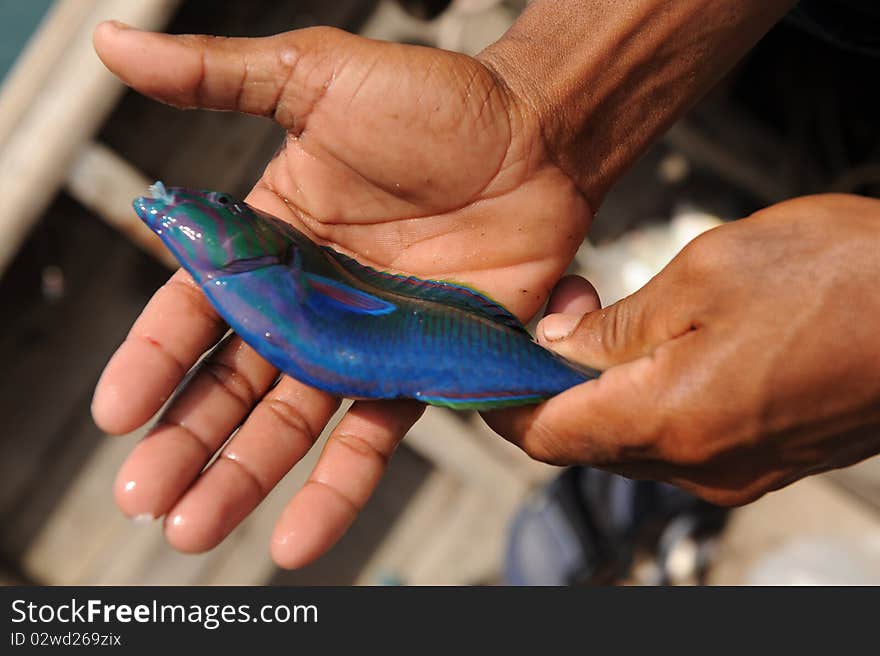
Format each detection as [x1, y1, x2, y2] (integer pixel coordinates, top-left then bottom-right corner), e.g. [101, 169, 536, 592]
[536, 271, 695, 370]
[93, 21, 351, 128]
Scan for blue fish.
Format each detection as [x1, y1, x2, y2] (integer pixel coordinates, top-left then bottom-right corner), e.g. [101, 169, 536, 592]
[133, 183, 598, 409]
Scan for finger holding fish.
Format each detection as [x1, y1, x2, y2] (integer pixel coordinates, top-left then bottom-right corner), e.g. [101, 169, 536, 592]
[133, 183, 598, 410]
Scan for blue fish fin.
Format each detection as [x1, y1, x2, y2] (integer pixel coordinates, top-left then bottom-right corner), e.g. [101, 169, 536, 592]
[418, 393, 550, 410]
[322, 248, 529, 334]
[304, 272, 397, 316]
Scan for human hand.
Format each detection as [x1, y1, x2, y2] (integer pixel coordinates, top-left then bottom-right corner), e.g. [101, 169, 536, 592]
[485, 194, 880, 505]
[90, 22, 590, 567]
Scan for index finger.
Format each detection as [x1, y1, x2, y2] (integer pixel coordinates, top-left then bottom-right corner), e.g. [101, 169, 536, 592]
[92, 269, 227, 434]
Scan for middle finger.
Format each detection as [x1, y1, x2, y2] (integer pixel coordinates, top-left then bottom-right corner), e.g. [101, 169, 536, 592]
[114, 335, 278, 519]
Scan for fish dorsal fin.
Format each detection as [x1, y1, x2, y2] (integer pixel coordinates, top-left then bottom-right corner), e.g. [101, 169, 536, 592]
[323, 248, 529, 334]
[304, 272, 397, 316]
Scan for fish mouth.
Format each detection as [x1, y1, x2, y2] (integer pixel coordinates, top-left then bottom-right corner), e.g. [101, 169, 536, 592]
[148, 181, 173, 202]
[133, 181, 175, 231]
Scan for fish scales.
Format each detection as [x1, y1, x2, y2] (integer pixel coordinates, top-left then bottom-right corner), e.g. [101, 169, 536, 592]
[134, 183, 599, 409]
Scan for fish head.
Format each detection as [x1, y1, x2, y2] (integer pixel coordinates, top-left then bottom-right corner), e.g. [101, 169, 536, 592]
[134, 182, 292, 281]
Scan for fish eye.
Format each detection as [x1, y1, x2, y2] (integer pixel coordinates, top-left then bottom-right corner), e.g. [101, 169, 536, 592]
[216, 194, 230, 205]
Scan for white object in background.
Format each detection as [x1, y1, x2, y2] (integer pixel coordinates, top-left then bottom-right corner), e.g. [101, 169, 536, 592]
[575, 208, 723, 306]
[746, 535, 880, 585]
[359, 0, 517, 56]
[436, 1, 518, 54]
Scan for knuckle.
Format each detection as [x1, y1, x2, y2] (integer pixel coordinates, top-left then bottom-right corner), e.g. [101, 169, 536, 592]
[679, 231, 721, 273]
[159, 275, 222, 329]
[518, 417, 573, 466]
[614, 355, 675, 452]
[273, 26, 347, 67]
[307, 479, 361, 514]
[334, 431, 393, 468]
[616, 429, 662, 461]
[648, 342, 741, 467]
[153, 419, 212, 460]
[574, 303, 631, 361]
[298, 25, 348, 42]
[615, 412, 669, 463]
[603, 304, 630, 355]
[662, 403, 756, 468]
[220, 453, 269, 496]
[636, 367, 704, 465]
[129, 331, 187, 377]
[202, 359, 257, 410]
[264, 397, 314, 439]
[161, 274, 200, 302]
[651, 397, 728, 467]
[679, 224, 749, 282]
[659, 433, 710, 467]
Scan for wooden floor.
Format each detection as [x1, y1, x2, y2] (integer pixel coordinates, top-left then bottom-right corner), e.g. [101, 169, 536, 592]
[2, 0, 878, 586]
[0, 193, 167, 578]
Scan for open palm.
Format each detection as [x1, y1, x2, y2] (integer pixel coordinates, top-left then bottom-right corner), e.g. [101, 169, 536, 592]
[92, 23, 590, 568]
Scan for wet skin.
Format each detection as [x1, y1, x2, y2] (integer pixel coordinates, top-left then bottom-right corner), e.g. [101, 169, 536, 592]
[91, 22, 590, 567]
[91, 0, 879, 569]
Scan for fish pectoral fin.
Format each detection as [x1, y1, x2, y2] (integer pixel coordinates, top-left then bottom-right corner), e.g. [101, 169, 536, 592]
[304, 272, 397, 316]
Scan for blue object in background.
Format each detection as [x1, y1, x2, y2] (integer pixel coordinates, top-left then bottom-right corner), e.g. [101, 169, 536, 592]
[0, 0, 53, 83]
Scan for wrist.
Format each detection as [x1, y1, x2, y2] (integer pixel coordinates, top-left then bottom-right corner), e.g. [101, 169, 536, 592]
[478, 0, 797, 209]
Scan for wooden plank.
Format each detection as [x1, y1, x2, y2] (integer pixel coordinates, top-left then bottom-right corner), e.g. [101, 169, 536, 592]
[355, 470, 462, 585]
[404, 484, 514, 584]
[1, 399, 122, 562]
[460, 412, 561, 487]
[827, 456, 880, 512]
[21, 425, 146, 584]
[405, 407, 528, 501]
[0, 0, 96, 145]
[707, 475, 880, 585]
[358, 476, 520, 585]
[0, 0, 181, 276]
[66, 142, 178, 268]
[0, 195, 166, 525]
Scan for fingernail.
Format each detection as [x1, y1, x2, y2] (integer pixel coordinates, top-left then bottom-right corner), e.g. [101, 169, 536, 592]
[108, 20, 135, 31]
[540, 313, 580, 342]
[131, 513, 155, 525]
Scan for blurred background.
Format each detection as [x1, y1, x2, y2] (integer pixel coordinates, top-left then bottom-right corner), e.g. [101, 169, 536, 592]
[0, 0, 878, 586]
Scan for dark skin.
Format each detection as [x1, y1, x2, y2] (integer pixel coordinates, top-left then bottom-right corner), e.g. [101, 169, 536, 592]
[488, 193, 880, 506]
[92, 0, 879, 568]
